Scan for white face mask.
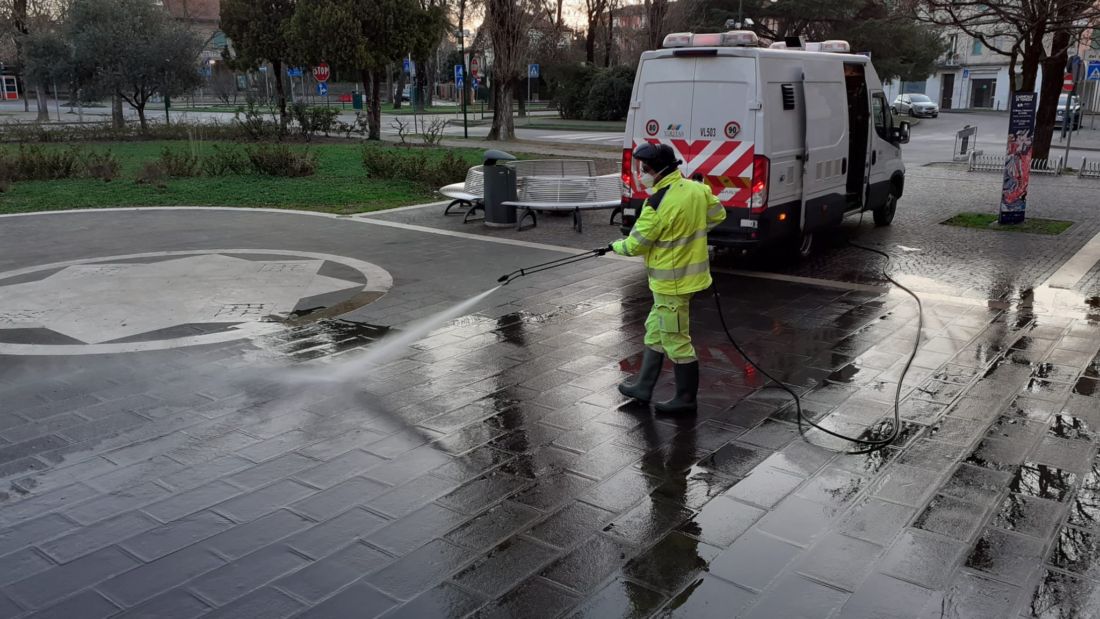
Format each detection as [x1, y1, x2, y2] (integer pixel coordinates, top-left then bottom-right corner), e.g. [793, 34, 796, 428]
[638, 172, 658, 189]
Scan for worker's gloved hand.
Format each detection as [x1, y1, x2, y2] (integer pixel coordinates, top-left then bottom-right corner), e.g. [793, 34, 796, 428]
[593, 244, 613, 256]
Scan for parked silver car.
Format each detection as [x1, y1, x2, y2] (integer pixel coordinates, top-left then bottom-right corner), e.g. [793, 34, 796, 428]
[892, 93, 939, 118]
[1056, 93, 1082, 130]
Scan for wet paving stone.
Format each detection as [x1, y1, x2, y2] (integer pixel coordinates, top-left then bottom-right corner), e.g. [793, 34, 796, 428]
[869, 464, 940, 508]
[940, 463, 1012, 504]
[897, 439, 959, 472]
[737, 419, 800, 450]
[452, 537, 559, 598]
[930, 571, 1023, 619]
[541, 533, 635, 593]
[470, 577, 579, 619]
[965, 527, 1046, 585]
[912, 494, 988, 541]
[655, 573, 757, 618]
[1010, 463, 1078, 502]
[435, 471, 531, 515]
[603, 498, 694, 546]
[693, 442, 771, 480]
[444, 500, 542, 551]
[1048, 413, 1095, 442]
[1027, 569, 1100, 618]
[676, 495, 764, 548]
[792, 532, 884, 592]
[723, 465, 804, 509]
[840, 572, 937, 619]
[987, 415, 1047, 443]
[880, 530, 967, 590]
[794, 466, 867, 508]
[1048, 526, 1100, 580]
[621, 531, 720, 594]
[741, 572, 850, 619]
[838, 498, 918, 546]
[992, 493, 1065, 540]
[1075, 377, 1100, 397]
[526, 500, 616, 549]
[1033, 435, 1095, 474]
[1068, 487, 1100, 530]
[965, 437, 1026, 473]
[756, 495, 841, 547]
[758, 440, 833, 478]
[566, 577, 667, 619]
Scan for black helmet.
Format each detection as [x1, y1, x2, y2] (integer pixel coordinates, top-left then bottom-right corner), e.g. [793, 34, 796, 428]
[633, 143, 679, 171]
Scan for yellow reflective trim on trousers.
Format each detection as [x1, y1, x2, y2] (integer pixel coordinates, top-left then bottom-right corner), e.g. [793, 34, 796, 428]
[630, 229, 654, 247]
[647, 260, 710, 281]
[651, 229, 707, 249]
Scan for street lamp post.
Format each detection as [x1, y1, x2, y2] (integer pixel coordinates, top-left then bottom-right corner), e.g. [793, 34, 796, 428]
[459, 28, 469, 139]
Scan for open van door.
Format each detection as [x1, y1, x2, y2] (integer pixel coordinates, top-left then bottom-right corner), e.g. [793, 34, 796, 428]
[800, 58, 849, 248]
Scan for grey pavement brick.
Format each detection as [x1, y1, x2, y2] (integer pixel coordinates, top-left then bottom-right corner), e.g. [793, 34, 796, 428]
[453, 537, 559, 597]
[18, 394, 101, 421]
[62, 482, 169, 525]
[58, 411, 148, 443]
[793, 532, 885, 592]
[881, 530, 968, 590]
[932, 572, 1023, 619]
[0, 455, 48, 479]
[275, 541, 391, 602]
[189, 543, 312, 606]
[285, 507, 391, 559]
[0, 413, 85, 444]
[445, 501, 542, 551]
[742, 573, 849, 619]
[5, 546, 140, 609]
[365, 445, 452, 486]
[99, 545, 227, 607]
[87, 455, 186, 493]
[0, 434, 70, 465]
[656, 573, 756, 619]
[293, 449, 386, 489]
[158, 455, 254, 491]
[527, 500, 616, 549]
[366, 539, 471, 600]
[289, 476, 390, 521]
[366, 503, 468, 556]
[213, 479, 315, 522]
[870, 464, 942, 507]
[367, 474, 461, 518]
[39, 510, 159, 563]
[437, 471, 530, 515]
[201, 509, 313, 559]
[965, 527, 1047, 586]
[32, 589, 119, 619]
[120, 510, 235, 561]
[708, 529, 802, 592]
[0, 547, 53, 587]
[201, 587, 304, 619]
[0, 512, 79, 555]
[167, 430, 263, 466]
[378, 583, 484, 619]
[298, 428, 388, 460]
[678, 495, 765, 548]
[724, 465, 805, 510]
[297, 582, 399, 619]
[145, 480, 243, 522]
[840, 573, 937, 619]
[620, 532, 719, 595]
[566, 578, 667, 619]
[0, 592, 20, 619]
[238, 430, 316, 462]
[756, 495, 841, 547]
[226, 453, 319, 490]
[112, 589, 211, 619]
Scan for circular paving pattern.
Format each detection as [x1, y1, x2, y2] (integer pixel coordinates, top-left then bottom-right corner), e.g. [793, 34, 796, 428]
[0, 249, 393, 355]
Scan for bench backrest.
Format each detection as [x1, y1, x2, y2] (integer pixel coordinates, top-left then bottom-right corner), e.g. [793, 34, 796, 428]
[507, 159, 596, 178]
[518, 174, 620, 203]
[463, 166, 485, 194]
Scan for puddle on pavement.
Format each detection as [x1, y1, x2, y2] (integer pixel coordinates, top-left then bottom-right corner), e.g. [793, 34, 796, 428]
[1030, 569, 1100, 618]
[1073, 377, 1099, 397]
[1048, 414, 1094, 441]
[1067, 488, 1100, 529]
[1049, 526, 1100, 579]
[992, 493, 1064, 538]
[1010, 462, 1077, 502]
[256, 319, 389, 361]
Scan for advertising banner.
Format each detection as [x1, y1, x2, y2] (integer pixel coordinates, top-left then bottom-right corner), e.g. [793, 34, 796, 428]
[1000, 92, 1036, 225]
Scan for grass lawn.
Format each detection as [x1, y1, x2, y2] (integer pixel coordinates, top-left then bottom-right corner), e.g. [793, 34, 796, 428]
[0, 141, 488, 215]
[942, 212, 1073, 235]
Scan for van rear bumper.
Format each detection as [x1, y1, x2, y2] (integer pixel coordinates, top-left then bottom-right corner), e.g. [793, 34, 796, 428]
[621, 199, 801, 250]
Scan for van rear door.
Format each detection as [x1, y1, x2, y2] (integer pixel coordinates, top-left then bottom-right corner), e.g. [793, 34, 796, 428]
[627, 53, 756, 209]
[801, 58, 849, 232]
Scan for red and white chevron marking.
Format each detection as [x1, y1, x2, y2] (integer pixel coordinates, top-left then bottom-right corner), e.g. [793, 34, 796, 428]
[633, 138, 755, 207]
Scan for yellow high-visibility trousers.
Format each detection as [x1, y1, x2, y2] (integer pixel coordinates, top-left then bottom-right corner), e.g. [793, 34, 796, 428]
[643, 292, 696, 363]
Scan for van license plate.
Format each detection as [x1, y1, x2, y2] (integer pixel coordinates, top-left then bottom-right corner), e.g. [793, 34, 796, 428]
[624, 208, 636, 217]
[740, 219, 758, 229]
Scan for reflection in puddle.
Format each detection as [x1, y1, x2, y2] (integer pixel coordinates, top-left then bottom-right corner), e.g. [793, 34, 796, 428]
[1048, 414, 1093, 441]
[1049, 526, 1100, 579]
[1030, 569, 1100, 618]
[1010, 463, 1077, 502]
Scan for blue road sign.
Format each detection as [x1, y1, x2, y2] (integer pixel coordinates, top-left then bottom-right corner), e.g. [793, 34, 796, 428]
[259, 65, 268, 73]
[287, 67, 303, 78]
[454, 64, 464, 82]
[316, 83, 328, 96]
[403, 58, 411, 74]
[1089, 61, 1100, 82]
[962, 69, 970, 79]
[528, 64, 540, 79]
[471, 77, 479, 89]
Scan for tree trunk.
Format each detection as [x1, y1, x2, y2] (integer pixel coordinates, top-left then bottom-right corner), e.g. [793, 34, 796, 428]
[34, 85, 49, 122]
[605, 8, 614, 67]
[111, 95, 125, 129]
[272, 59, 288, 127]
[366, 69, 382, 140]
[585, 21, 598, 63]
[487, 76, 515, 140]
[517, 77, 526, 117]
[1018, 33, 1043, 91]
[136, 105, 148, 132]
[1032, 31, 1071, 161]
[1007, 47, 1019, 95]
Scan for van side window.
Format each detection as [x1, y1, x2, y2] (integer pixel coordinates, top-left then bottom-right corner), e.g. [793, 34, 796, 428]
[871, 93, 889, 140]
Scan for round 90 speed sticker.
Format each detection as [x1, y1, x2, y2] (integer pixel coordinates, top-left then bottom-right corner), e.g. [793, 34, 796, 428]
[724, 121, 741, 139]
[645, 119, 660, 136]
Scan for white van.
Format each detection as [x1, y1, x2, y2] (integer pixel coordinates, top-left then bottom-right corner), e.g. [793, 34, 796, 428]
[620, 31, 910, 257]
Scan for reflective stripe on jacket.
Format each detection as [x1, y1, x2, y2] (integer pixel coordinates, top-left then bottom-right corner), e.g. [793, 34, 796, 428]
[612, 170, 725, 295]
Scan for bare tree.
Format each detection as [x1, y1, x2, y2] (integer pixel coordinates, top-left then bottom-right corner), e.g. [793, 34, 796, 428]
[485, 0, 531, 140]
[583, 0, 609, 63]
[917, 0, 1100, 159]
[644, 0, 668, 51]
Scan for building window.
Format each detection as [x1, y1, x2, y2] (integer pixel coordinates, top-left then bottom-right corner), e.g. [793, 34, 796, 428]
[972, 38, 982, 55]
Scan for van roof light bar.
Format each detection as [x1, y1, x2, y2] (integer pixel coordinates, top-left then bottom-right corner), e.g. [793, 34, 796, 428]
[662, 30, 759, 48]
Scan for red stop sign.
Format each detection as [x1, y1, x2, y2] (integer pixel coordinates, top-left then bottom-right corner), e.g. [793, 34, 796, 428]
[1063, 73, 1074, 92]
[470, 57, 480, 78]
[314, 63, 331, 83]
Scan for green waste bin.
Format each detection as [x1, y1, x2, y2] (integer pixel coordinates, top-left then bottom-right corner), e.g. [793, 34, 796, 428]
[352, 93, 364, 110]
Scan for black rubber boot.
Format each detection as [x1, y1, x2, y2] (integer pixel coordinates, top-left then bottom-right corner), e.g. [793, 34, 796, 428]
[655, 361, 699, 415]
[618, 348, 665, 402]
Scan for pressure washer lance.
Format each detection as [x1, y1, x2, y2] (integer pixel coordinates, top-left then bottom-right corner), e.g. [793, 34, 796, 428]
[499, 242, 922, 455]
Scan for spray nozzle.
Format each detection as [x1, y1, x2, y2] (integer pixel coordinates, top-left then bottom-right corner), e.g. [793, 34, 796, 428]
[497, 274, 510, 283]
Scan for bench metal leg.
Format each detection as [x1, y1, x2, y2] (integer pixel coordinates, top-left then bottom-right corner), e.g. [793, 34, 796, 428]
[444, 199, 471, 216]
[462, 202, 485, 224]
[573, 207, 582, 233]
[609, 205, 623, 226]
[516, 208, 537, 231]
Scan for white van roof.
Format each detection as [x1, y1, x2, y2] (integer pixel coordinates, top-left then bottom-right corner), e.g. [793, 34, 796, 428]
[639, 46, 871, 64]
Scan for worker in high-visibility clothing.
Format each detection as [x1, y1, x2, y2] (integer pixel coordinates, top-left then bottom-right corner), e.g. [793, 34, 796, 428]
[597, 143, 725, 414]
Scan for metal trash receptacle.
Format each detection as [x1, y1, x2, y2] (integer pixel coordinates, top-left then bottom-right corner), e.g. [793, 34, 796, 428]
[482, 149, 517, 227]
[352, 93, 364, 110]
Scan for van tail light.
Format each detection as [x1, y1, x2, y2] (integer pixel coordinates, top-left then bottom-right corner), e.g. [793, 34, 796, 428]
[749, 154, 769, 213]
[621, 148, 633, 198]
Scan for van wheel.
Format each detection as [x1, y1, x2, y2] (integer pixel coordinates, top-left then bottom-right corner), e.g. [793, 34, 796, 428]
[873, 189, 897, 226]
[794, 230, 814, 259]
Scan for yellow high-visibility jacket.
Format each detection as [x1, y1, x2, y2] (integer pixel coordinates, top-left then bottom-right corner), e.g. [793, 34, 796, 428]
[612, 170, 726, 295]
